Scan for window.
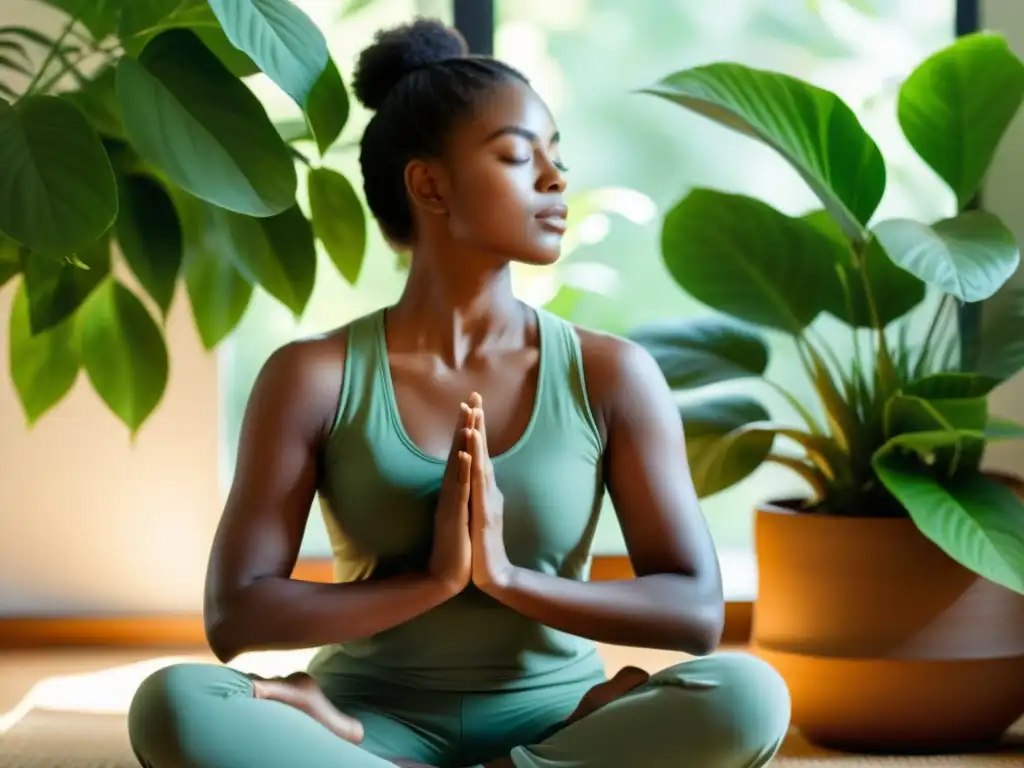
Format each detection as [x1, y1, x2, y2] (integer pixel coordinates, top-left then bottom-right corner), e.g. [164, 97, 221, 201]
[220, 0, 958, 599]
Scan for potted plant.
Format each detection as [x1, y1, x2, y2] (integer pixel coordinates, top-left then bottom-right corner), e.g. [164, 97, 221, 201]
[631, 32, 1024, 753]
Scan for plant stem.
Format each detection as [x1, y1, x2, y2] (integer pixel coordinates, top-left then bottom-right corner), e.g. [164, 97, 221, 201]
[765, 454, 828, 500]
[854, 236, 898, 397]
[916, 294, 951, 377]
[19, 12, 79, 102]
[289, 145, 313, 167]
[765, 378, 826, 435]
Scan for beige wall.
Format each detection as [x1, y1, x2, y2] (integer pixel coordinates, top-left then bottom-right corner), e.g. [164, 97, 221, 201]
[0, 3, 1022, 616]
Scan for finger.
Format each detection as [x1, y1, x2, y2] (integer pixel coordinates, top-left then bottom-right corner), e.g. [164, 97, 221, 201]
[473, 407, 490, 464]
[457, 451, 472, 510]
[469, 391, 483, 410]
[470, 430, 488, 490]
[446, 403, 472, 467]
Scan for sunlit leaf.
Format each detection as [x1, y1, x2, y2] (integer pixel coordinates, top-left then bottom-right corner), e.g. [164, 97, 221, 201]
[305, 58, 348, 155]
[899, 33, 1024, 210]
[80, 279, 168, 435]
[9, 280, 79, 425]
[308, 167, 366, 285]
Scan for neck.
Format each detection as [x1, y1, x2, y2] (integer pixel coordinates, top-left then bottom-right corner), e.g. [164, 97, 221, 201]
[388, 240, 526, 367]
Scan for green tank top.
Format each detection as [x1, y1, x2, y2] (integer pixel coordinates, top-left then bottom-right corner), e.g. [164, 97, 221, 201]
[307, 305, 607, 692]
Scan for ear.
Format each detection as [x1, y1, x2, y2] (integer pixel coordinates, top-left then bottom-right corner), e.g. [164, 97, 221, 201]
[405, 159, 449, 217]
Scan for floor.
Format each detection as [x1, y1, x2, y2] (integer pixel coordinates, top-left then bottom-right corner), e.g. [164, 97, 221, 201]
[0, 646, 1021, 766]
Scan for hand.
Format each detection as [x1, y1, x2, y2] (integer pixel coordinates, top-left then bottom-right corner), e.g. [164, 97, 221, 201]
[427, 403, 474, 594]
[467, 394, 514, 594]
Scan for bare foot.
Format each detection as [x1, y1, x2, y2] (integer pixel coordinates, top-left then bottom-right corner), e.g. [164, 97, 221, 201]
[565, 666, 650, 725]
[251, 671, 365, 744]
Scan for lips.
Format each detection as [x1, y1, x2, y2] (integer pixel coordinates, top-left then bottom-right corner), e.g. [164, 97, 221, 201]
[536, 203, 568, 232]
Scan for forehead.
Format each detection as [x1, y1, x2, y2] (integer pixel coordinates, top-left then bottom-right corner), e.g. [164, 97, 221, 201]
[456, 80, 558, 145]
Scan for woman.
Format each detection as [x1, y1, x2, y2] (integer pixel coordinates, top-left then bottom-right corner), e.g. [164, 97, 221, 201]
[128, 18, 790, 768]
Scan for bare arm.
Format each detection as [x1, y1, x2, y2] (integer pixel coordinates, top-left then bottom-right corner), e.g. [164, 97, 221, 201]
[203, 337, 458, 663]
[483, 333, 724, 655]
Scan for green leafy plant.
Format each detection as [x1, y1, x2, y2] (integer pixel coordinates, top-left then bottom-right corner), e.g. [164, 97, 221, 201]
[631, 32, 1024, 595]
[1, 0, 366, 435]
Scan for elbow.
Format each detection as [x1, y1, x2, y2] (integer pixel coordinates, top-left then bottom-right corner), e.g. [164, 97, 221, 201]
[692, 598, 725, 656]
[204, 592, 248, 664]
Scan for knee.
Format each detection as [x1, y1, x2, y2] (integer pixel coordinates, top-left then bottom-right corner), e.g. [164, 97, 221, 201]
[652, 652, 791, 761]
[128, 662, 252, 766]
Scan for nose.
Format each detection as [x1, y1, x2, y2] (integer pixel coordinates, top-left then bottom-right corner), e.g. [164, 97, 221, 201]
[539, 159, 567, 194]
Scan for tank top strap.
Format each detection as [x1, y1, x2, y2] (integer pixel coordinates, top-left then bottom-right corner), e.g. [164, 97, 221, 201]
[329, 307, 387, 435]
[533, 307, 603, 455]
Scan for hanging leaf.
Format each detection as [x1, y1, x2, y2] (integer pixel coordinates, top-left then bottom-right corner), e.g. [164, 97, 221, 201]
[661, 189, 841, 333]
[21, 236, 111, 334]
[305, 58, 349, 155]
[0, 233, 20, 287]
[9, 280, 80, 425]
[898, 33, 1024, 210]
[641, 63, 886, 243]
[629, 316, 769, 390]
[801, 209, 925, 327]
[308, 167, 366, 284]
[116, 28, 296, 217]
[80, 279, 169, 435]
[904, 371, 1000, 399]
[193, 27, 261, 78]
[873, 211, 1019, 303]
[210, 207, 314, 316]
[0, 95, 117, 259]
[116, 174, 183, 317]
[208, 0, 328, 107]
[175, 192, 253, 350]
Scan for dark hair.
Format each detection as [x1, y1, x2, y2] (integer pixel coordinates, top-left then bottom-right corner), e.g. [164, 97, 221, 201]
[353, 18, 528, 244]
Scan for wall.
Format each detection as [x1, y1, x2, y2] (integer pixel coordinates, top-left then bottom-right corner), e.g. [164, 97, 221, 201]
[0, 1, 1022, 616]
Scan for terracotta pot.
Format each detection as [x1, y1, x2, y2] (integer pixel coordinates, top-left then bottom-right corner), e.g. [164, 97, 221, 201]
[750, 473, 1024, 753]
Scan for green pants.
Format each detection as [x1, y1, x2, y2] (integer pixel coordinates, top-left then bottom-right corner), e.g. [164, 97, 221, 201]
[128, 651, 789, 767]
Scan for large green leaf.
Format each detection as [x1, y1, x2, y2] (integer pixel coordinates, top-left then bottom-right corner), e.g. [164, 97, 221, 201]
[116, 28, 296, 217]
[175, 193, 254, 350]
[0, 233, 19, 287]
[212, 207, 314, 316]
[661, 189, 841, 333]
[208, 0, 328, 107]
[62, 66, 123, 139]
[0, 96, 117, 260]
[308, 167, 366, 285]
[802, 209, 925, 327]
[680, 394, 773, 497]
[629, 316, 769, 390]
[884, 394, 987, 437]
[898, 33, 1024, 211]
[116, 174, 183, 317]
[874, 435, 1024, 594]
[9, 280, 79, 425]
[80, 279, 168, 435]
[972, 277, 1024, 382]
[873, 211, 1019, 303]
[40, 0, 123, 41]
[641, 63, 885, 242]
[305, 58, 349, 156]
[21, 236, 110, 334]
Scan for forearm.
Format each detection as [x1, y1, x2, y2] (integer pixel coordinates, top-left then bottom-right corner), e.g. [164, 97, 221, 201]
[206, 572, 456, 661]
[488, 569, 723, 655]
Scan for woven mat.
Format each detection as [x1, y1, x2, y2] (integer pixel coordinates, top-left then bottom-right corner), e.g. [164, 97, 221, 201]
[1, 711, 1022, 767]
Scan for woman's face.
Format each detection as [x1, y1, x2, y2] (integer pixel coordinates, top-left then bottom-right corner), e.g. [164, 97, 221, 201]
[436, 80, 569, 266]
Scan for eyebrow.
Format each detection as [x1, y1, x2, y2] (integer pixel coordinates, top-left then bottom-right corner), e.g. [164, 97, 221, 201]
[485, 126, 560, 145]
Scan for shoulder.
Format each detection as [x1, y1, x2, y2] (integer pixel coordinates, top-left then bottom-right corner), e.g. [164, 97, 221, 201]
[246, 323, 354, 441]
[574, 323, 668, 431]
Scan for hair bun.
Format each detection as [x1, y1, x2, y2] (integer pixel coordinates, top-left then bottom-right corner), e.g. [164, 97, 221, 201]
[353, 18, 468, 111]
